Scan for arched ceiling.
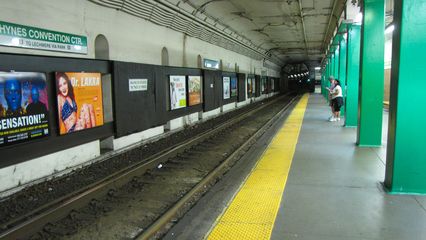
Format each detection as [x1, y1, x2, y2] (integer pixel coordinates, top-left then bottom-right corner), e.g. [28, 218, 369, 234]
[90, 0, 348, 67]
[173, 0, 346, 65]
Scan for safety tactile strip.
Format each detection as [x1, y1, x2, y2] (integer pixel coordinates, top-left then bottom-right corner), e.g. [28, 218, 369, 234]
[207, 94, 309, 240]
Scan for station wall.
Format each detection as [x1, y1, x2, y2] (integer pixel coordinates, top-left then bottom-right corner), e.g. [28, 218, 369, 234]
[0, 0, 280, 76]
[0, 0, 282, 194]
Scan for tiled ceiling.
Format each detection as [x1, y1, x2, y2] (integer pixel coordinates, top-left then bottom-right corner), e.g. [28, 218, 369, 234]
[174, 0, 345, 65]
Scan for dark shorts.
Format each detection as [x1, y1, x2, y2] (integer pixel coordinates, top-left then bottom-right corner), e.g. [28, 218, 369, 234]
[332, 97, 343, 111]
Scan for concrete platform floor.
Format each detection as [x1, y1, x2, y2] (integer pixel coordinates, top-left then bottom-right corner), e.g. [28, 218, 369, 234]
[271, 93, 426, 240]
[164, 93, 426, 240]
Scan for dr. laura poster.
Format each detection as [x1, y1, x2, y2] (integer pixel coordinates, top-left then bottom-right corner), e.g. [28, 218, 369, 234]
[223, 76, 230, 99]
[169, 75, 187, 110]
[0, 71, 49, 146]
[188, 76, 202, 106]
[56, 72, 104, 135]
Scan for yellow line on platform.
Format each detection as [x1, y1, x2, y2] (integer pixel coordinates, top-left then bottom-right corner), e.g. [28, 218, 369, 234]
[207, 94, 309, 240]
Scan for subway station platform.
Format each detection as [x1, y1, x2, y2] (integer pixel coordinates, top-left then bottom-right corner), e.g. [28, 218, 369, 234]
[164, 93, 426, 240]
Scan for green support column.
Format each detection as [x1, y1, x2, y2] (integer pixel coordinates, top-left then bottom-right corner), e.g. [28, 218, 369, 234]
[334, 48, 339, 79]
[338, 35, 347, 116]
[385, 0, 426, 194]
[357, 0, 385, 147]
[345, 24, 361, 127]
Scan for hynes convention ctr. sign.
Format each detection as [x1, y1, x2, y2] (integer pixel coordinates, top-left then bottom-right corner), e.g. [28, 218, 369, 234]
[0, 21, 87, 54]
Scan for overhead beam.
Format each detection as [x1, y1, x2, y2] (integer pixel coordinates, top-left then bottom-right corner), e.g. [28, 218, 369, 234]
[322, 0, 345, 53]
[298, 0, 309, 56]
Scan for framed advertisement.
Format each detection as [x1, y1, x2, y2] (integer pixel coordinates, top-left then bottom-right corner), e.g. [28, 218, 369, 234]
[230, 77, 237, 97]
[55, 72, 104, 135]
[247, 78, 252, 97]
[223, 76, 230, 99]
[0, 71, 49, 146]
[169, 75, 187, 110]
[188, 76, 202, 106]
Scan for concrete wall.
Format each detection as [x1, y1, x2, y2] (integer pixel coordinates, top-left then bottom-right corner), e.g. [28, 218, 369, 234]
[0, 0, 280, 194]
[0, 0, 280, 76]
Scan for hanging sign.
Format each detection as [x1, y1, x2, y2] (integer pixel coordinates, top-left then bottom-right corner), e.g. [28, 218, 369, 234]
[0, 21, 88, 54]
[203, 59, 219, 69]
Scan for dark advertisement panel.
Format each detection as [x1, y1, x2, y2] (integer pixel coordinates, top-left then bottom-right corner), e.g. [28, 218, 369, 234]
[56, 72, 104, 135]
[0, 71, 49, 146]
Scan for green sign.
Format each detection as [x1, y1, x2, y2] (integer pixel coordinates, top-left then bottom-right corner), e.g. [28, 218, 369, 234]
[0, 21, 87, 54]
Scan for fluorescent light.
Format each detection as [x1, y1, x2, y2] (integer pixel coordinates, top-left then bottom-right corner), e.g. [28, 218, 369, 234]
[315, 67, 321, 70]
[355, 12, 363, 23]
[385, 24, 394, 34]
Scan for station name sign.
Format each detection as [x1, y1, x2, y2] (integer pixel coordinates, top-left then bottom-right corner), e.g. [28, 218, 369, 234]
[0, 21, 87, 54]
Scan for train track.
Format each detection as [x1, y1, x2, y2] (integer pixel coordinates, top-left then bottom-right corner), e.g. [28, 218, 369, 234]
[0, 94, 299, 240]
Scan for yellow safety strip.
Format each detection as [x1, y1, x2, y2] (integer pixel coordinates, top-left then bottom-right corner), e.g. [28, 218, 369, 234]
[207, 94, 309, 240]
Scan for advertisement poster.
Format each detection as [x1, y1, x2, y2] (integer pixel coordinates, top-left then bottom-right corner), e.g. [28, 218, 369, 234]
[223, 76, 230, 99]
[188, 76, 202, 106]
[169, 75, 187, 110]
[261, 78, 265, 93]
[271, 79, 275, 91]
[252, 78, 256, 95]
[230, 77, 237, 97]
[0, 72, 49, 146]
[56, 72, 104, 135]
[247, 78, 252, 96]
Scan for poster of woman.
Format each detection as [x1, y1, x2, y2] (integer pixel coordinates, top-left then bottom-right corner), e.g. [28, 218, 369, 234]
[223, 76, 230, 99]
[55, 72, 104, 135]
[169, 75, 187, 110]
[188, 76, 202, 106]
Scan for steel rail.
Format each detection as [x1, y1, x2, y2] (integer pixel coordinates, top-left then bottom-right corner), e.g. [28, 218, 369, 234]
[136, 94, 299, 239]
[0, 94, 293, 240]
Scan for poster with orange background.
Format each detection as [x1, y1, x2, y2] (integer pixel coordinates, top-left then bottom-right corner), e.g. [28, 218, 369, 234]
[56, 72, 104, 135]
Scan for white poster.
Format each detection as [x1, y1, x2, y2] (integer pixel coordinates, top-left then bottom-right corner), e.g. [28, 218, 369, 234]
[223, 76, 230, 99]
[129, 79, 148, 92]
[169, 75, 186, 110]
[252, 78, 256, 95]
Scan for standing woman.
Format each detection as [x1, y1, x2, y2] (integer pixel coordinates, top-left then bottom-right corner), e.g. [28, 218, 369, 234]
[325, 76, 336, 120]
[329, 79, 343, 121]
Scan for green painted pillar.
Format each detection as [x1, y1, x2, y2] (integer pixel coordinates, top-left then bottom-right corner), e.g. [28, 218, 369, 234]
[330, 53, 335, 79]
[345, 24, 361, 127]
[339, 35, 347, 116]
[334, 48, 340, 79]
[356, 0, 385, 147]
[384, 0, 426, 194]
